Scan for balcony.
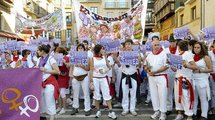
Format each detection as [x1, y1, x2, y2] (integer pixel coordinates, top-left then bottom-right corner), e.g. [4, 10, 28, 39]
[23, 0, 48, 18]
[105, 2, 129, 9]
[175, 0, 186, 12]
[0, 0, 14, 8]
[155, 4, 175, 22]
[185, 0, 195, 5]
[154, 0, 175, 15]
[79, 0, 101, 3]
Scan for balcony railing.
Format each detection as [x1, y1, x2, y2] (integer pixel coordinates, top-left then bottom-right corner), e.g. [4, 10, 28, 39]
[79, 0, 101, 3]
[0, 0, 14, 8]
[155, 4, 174, 22]
[154, 0, 175, 15]
[23, 0, 48, 18]
[105, 2, 129, 9]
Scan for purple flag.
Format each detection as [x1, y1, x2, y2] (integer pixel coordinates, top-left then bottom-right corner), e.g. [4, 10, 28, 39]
[202, 26, 215, 41]
[160, 41, 170, 48]
[0, 68, 42, 120]
[132, 45, 139, 51]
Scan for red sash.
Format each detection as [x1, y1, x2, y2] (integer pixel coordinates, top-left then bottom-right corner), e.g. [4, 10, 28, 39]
[178, 76, 194, 109]
[42, 75, 60, 100]
[153, 74, 168, 88]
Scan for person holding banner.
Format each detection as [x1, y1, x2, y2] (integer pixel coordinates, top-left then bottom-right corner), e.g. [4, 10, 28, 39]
[120, 39, 141, 116]
[164, 35, 179, 115]
[70, 44, 91, 116]
[89, 44, 117, 119]
[174, 41, 198, 120]
[144, 36, 168, 120]
[55, 47, 70, 115]
[4, 52, 16, 69]
[192, 42, 212, 120]
[36, 44, 60, 120]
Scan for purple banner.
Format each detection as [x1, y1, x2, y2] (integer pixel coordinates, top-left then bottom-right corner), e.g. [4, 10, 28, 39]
[106, 40, 121, 53]
[160, 41, 170, 48]
[173, 27, 189, 39]
[202, 26, 215, 42]
[119, 51, 139, 65]
[0, 68, 42, 120]
[167, 53, 182, 69]
[70, 51, 88, 65]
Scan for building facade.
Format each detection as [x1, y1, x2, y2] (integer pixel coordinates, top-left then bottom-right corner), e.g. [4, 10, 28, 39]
[54, 0, 72, 44]
[175, 0, 200, 36]
[202, 0, 215, 28]
[154, 0, 175, 40]
[0, 0, 55, 42]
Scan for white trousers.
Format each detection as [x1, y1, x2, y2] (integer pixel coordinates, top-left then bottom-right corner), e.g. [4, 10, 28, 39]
[167, 73, 175, 111]
[93, 77, 111, 101]
[148, 75, 167, 113]
[193, 78, 209, 118]
[40, 84, 56, 115]
[121, 77, 137, 112]
[209, 76, 215, 108]
[115, 68, 122, 98]
[174, 79, 193, 116]
[72, 76, 91, 111]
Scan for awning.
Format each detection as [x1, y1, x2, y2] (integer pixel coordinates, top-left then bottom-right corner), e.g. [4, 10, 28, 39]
[0, 30, 25, 41]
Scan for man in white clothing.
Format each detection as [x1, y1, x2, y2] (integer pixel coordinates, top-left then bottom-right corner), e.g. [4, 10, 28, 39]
[145, 36, 168, 120]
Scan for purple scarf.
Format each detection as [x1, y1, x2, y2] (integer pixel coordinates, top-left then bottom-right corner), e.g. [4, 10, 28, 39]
[39, 55, 49, 67]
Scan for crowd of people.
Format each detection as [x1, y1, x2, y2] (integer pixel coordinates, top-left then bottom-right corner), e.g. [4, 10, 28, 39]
[1, 35, 215, 120]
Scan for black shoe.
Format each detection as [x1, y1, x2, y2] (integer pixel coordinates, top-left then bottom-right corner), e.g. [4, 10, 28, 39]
[166, 111, 172, 115]
[192, 115, 198, 120]
[70, 108, 78, 115]
[40, 116, 47, 120]
[201, 116, 207, 120]
[85, 110, 91, 116]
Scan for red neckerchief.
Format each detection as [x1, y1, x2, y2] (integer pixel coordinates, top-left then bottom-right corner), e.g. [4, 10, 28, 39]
[194, 54, 201, 62]
[169, 46, 177, 54]
[94, 54, 103, 58]
[179, 51, 185, 55]
[213, 49, 215, 54]
[152, 47, 163, 55]
[13, 55, 19, 62]
[22, 58, 27, 61]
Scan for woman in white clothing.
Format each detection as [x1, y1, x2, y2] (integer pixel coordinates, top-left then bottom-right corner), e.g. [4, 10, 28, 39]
[70, 44, 91, 116]
[89, 44, 117, 119]
[192, 42, 213, 120]
[37, 44, 60, 120]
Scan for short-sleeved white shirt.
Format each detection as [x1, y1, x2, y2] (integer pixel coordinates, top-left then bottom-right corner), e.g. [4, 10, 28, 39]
[107, 56, 114, 77]
[175, 51, 194, 80]
[145, 50, 167, 75]
[37, 56, 57, 81]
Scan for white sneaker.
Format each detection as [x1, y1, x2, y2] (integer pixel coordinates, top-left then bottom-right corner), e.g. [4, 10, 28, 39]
[113, 102, 121, 108]
[151, 111, 160, 119]
[58, 108, 66, 115]
[56, 107, 61, 113]
[121, 111, 129, 116]
[130, 111, 137, 116]
[95, 111, 101, 118]
[174, 114, 184, 120]
[108, 112, 117, 119]
[159, 113, 166, 120]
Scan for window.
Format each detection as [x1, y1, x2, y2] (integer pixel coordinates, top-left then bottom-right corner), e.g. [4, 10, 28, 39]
[170, 3, 174, 10]
[146, 11, 152, 23]
[55, 31, 61, 39]
[66, 29, 71, 38]
[91, 7, 98, 14]
[180, 14, 184, 26]
[66, 12, 72, 23]
[191, 6, 196, 20]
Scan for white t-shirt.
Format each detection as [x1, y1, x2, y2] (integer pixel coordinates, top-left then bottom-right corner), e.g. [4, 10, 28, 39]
[73, 66, 88, 76]
[175, 51, 194, 80]
[145, 50, 167, 75]
[208, 51, 215, 72]
[37, 56, 57, 81]
[107, 56, 114, 77]
[93, 57, 108, 77]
